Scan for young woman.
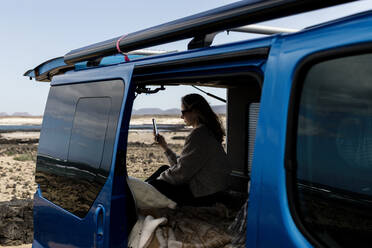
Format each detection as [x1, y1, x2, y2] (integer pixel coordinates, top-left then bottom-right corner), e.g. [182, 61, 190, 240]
[146, 93, 231, 206]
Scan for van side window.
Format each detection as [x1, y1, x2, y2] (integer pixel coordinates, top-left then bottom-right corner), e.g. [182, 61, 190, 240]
[36, 80, 124, 217]
[68, 97, 111, 169]
[294, 53, 372, 246]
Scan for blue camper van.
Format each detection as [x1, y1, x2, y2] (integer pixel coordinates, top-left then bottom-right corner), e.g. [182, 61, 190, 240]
[25, 0, 372, 247]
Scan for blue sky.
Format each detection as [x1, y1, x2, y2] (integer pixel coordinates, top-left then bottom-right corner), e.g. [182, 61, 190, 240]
[1, 0, 371, 115]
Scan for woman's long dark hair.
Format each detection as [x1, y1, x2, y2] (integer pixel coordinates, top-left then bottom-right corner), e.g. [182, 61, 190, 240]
[182, 93, 225, 143]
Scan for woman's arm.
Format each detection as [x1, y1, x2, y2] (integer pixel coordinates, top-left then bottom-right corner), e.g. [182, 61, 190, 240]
[158, 129, 208, 185]
[164, 148, 177, 166]
[155, 134, 177, 166]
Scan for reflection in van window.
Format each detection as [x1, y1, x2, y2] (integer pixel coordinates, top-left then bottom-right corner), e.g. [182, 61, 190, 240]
[68, 97, 111, 169]
[296, 53, 372, 247]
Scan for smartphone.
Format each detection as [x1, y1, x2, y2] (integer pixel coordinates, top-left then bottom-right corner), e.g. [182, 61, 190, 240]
[152, 118, 159, 137]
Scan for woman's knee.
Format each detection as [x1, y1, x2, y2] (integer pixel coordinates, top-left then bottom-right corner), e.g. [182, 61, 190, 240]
[158, 165, 170, 172]
[145, 165, 170, 182]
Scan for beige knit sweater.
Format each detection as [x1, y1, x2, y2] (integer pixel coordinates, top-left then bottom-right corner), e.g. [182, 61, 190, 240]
[158, 124, 231, 197]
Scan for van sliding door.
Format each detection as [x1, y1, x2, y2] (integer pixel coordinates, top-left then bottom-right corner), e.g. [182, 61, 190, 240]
[33, 64, 135, 248]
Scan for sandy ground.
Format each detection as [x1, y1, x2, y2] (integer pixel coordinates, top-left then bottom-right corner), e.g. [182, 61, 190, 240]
[0, 115, 183, 126]
[0, 145, 38, 202]
[127, 131, 184, 180]
[0, 115, 225, 126]
[0, 132, 40, 140]
[0, 117, 42, 126]
[0, 245, 31, 248]
[129, 115, 185, 125]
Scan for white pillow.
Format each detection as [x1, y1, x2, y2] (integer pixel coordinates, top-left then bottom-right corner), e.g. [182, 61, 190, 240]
[128, 215, 167, 248]
[127, 177, 177, 209]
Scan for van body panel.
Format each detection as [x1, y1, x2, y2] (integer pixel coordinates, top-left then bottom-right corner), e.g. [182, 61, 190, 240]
[52, 64, 134, 86]
[248, 36, 311, 248]
[33, 64, 134, 248]
[248, 11, 372, 248]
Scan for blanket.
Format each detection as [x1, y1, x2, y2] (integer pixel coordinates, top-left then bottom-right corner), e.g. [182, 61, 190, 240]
[128, 203, 246, 248]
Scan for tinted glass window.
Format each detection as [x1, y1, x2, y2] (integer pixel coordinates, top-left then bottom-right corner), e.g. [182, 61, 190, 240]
[68, 98, 111, 169]
[38, 88, 75, 160]
[295, 53, 372, 247]
[36, 80, 124, 217]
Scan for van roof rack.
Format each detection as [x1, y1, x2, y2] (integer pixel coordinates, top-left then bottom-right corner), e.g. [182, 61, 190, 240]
[127, 49, 175, 56]
[64, 0, 357, 65]
[228, 24, 299, 35]
[187, 24, 299, 50]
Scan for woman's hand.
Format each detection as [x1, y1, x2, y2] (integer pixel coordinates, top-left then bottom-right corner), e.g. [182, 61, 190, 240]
[154, 133, 168, 151]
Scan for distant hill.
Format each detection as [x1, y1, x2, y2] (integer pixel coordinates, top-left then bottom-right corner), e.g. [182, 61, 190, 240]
[162, 108, 181, 115]
[1, 105, 226, 117]
[132, 105, 226, 115]
[132, 108, 163, 115]
[0, 112, 34, 117]
[12, 112, 32, 117]
[212, 105, 226, 114]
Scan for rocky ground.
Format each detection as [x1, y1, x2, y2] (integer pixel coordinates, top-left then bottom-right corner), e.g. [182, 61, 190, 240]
[0, 133, 38, 247]
[0, 116, 191, 247]
[126, 131, 184, 180]
[0, 136, 38, 202]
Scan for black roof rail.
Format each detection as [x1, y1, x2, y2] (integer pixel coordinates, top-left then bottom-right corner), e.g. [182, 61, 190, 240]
[187, 24, 300, 50]
[228, 24, 299, 35]
[64, 0, 357, 65]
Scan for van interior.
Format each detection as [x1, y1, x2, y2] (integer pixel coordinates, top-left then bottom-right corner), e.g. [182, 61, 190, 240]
[123, 69, 262, 246]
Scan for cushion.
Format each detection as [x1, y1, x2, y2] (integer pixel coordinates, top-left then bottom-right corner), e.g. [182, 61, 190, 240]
[127, 176, 177, 209]
[128, 215, 167, 248]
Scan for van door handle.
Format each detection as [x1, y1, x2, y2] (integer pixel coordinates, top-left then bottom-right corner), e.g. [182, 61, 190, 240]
[94, 204, 105, 248]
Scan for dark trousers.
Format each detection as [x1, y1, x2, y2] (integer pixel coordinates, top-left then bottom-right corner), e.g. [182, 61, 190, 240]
[146, 165, 223, 207]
